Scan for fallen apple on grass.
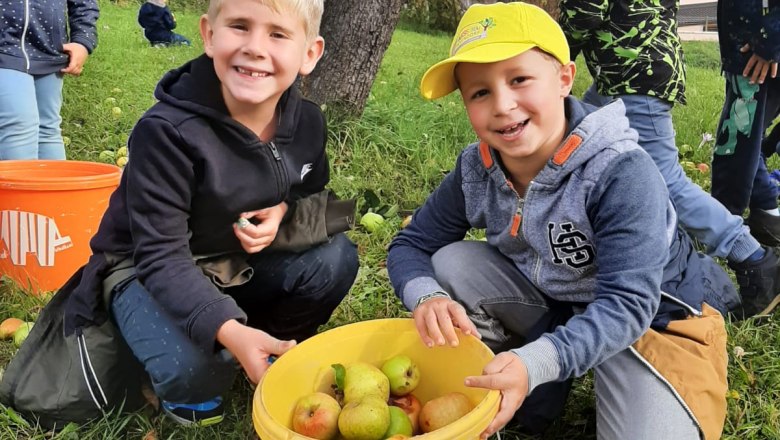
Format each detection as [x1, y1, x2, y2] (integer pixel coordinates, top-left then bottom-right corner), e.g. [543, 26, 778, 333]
[0, 318, 24, 340]
[291, 392, 341, 440]
[13, 322, 34, 347]
[360, 212, 385, 233]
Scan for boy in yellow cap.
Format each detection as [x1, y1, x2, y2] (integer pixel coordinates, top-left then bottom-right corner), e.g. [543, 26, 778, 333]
[387, 3, 730, 439]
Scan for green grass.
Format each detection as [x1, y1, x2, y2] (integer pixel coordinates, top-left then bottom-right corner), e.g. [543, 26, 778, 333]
[1, 2, 780, 438]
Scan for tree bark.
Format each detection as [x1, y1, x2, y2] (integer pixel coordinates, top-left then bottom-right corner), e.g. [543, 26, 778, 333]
[300, 0, 404, 117]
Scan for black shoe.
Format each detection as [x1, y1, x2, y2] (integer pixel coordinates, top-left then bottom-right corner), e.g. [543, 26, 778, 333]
[746, 209, 780, 247]
[729, 247, 780, 320]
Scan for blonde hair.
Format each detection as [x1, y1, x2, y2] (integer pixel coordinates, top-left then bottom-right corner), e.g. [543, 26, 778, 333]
[208, 0, 323, 41]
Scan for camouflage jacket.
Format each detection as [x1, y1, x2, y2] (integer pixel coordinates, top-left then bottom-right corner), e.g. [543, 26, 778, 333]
[718, 0, 780, 74]
[559, 0, 686, 104]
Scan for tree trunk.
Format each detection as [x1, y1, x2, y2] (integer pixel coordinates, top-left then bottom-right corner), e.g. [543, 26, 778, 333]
[300, 0, 404, 117]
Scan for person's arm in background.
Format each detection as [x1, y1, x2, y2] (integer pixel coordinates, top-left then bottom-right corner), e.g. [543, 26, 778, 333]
[741, 5, 780, 84]
[63, 0, 99, 76]
[164, 6, 177, 30]
[558, 0, 610, 59]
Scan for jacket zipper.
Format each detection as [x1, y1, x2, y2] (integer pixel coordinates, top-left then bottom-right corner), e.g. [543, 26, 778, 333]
[507, 181, 527, 238]
[75, 327, 109, 410]
[268, 141, 287, 201]
[21, 0, 30, 71]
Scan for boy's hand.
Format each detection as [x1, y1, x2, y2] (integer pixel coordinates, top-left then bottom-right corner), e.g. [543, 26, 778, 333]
[412, 297, 480, 347]
[740, 43, 778, 84]
[233, 202, 288, 253]
[61, 43, 89, 76]
[216, 319, 296, 384]
[465, 352, 529, 440]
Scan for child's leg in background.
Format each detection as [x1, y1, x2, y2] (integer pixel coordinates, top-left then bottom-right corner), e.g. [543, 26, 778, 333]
[583, 85, 760, 263]
[226, 233, 359, 343]
[712, 74, 779, 215]
[431, 240, 573, 434]
[110, 278, 239, 404]
[171, 33, 191, 46]
[34, 72, 65, 159]
[595, 348, 700, 440]
[0, 69, 40, 160]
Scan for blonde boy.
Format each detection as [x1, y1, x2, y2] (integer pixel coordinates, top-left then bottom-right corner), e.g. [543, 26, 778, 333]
[22, 0, 358, 426]
[388, 3, 730, 439]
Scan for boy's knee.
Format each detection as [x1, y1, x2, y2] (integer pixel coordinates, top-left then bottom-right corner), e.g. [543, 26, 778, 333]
[431, 241, 479, 286]
[151, 351, 236, 403]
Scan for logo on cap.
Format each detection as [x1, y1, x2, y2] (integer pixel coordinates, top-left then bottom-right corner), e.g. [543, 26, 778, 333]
[451, 17, 495, 56]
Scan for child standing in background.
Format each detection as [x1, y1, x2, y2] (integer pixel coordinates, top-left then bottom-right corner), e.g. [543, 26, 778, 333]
[711, 0, 780, 250]
[138, 0, 191, 46]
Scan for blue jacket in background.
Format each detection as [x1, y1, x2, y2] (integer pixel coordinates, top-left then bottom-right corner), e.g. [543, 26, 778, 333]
[138, 1, 177, 45]
[0, 0, 99, 75]
[718, 0, 780, 73]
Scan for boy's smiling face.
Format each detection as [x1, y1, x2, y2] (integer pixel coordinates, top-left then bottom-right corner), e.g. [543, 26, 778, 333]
[200, 0, 323, 115]
[456, 49, 575, 176]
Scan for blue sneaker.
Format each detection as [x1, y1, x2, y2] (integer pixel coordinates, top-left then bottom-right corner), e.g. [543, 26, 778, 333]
[161, 396, 224, 427]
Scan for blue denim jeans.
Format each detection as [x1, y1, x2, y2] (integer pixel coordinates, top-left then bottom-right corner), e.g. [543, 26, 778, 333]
[0, 69, 65, 160]
[110, 233, 359, 403]
[583, 85, 760, 263]
[711, 74, 780, 214]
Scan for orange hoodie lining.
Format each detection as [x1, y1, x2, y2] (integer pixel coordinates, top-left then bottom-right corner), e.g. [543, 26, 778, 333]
[553, 135, 583, 165]
[479, 142, 493, 168]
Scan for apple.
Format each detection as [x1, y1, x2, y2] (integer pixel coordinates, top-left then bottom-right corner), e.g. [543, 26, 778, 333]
[291, 392, 341, 440]
[381, 355, 420, 396]
[389, 394, 422, 434]
[111, 107, 123, 118]
[383, 406, 413, 438]
[117, 146, 128, 157]
[696, 163, 710, 173]
[116, 157, 129, 167]
[0, 318, 24, 340]
[98, 150, 116, 162]
[385, 436, 410, 440]
[343, 362, 390, 404]
[338, 395, 390, 440]
[13, 322, 34, 347]
[400, 215, 413, 229]
[419, 392, 474, 433]
[360, 212, 385, 232]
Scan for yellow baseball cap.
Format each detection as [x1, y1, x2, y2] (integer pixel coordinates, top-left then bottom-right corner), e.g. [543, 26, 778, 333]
[420, 2, 570, 100]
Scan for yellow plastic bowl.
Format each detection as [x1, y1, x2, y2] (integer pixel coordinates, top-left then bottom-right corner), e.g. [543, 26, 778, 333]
[253, 318, 500, 439]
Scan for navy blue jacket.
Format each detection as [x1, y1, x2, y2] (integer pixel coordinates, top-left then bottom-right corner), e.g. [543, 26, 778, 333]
[62, 55, 330, 352]
[0, 0, 99, 75]
[718, 0, 780, 73]
[138, 2, 177, 44]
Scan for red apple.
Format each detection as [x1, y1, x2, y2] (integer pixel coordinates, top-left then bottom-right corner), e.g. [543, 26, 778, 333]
[389, 394, 422, 434]
[696, 163, 710, 173]
[291, 392, 341, 440]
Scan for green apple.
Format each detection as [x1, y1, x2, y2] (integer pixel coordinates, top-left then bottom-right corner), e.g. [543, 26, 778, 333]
[343, 362, 390, 404]
[389, 394, 422, 434]
[419, 392, 474, 433]
[337, 395, 390, 440]
[111, 106, 122, 118]
[98, 150, 116, 162]
[291, 392, 341, 440]
[117, 146, 128, 157]
[360, 212, 384, 232]
[13, 322, 34, 347]
[381, 355, 421, 396]
[383, 406, 413, 438]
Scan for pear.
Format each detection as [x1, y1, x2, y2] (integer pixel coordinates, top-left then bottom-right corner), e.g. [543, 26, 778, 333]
[343, 362, 390, 404]
[337, 395, 390, 440]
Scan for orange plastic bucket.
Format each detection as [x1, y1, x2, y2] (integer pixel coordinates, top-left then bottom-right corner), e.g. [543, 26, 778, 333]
[0, 160, 121, 293]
